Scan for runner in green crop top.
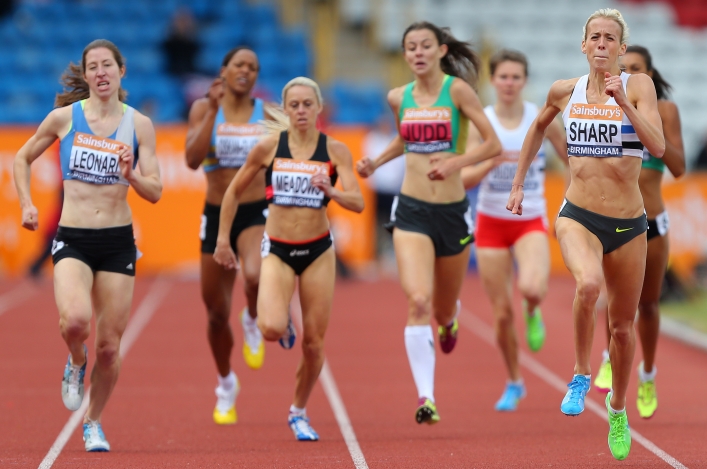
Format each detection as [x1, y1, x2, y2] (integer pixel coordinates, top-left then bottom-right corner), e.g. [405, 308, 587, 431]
[356, 21, 501, 426]
[398, 74, 469, 155]
[593, 45, 685, 422]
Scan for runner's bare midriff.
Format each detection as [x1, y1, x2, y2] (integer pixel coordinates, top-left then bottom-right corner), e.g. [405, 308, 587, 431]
[60, 179, 132, 228]
[565, 156, 644, 218]
[264, 205, 329, 242]
[400, 152, 466, 203]
[205, 167, 266, 206]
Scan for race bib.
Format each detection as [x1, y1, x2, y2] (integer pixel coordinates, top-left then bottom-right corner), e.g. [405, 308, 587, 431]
[566, 103, 623, 157]
[214, 123, 263, 168]
[271, 158, 329, 208]
[69, 132, 125, 185]
[400, 107, 452, 153]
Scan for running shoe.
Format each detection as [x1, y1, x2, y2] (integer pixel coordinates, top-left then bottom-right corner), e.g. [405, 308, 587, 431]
[288, 414, 319, 441]
[637, 367, 657, 419]
[415, 397, 440, 425]
[523, 303, 546, 352]
[438, 300, 460, 354]
[279, 309, 296, 350]
[83, 420, 110, 452]
[62, 344, 87, 411]
[213, 378, 240, 425]
[606, 393, 631, 460]
[594, 358, 612, 393]
[494, 382, 527, 412]
[241, 308, 264, 370]
[560, 375, 590, 416]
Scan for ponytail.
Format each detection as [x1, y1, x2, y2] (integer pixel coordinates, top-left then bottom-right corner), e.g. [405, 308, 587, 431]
[626, 45, 671, 100]
[55, 39, 127, 108]
[402, 22, 481, 89]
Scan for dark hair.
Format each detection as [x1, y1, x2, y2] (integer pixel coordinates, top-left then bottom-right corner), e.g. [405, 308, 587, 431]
[489, 49, 528, 77]
[221, 46, 259, 70]
[625, 45, 671, 100]
[55, 39, 127, 108]
[401, 22, 481, 89]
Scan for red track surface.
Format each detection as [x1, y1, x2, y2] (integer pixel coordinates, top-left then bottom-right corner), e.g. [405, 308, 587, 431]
[0, 275, 705, 468]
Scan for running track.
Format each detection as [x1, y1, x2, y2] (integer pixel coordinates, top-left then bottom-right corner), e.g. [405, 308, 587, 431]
[0, 275, 704, 468]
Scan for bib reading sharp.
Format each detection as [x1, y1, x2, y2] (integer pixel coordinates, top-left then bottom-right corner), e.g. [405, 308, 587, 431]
[561, 73, 643, 159]
[69, 132, 123, 184]
[272, 158, 329, 208]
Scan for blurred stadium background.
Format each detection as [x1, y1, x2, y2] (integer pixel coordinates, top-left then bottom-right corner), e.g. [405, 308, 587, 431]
[1, 0, 707, 309]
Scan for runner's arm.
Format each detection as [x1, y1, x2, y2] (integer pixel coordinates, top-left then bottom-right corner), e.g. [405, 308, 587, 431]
[623, 73, 665, 158]
[657, 100, 684, 178]
[185, 98, 219, 170]
[13, 108, 67, 230]
[321, 139, 364, 213]
[460, 122, 497, 189]
[129, 113, 162, 203]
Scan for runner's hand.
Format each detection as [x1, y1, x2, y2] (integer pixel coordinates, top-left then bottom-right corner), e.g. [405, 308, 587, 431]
[117, 145, 135, 181]
[356, 157, 375, 178]
[604, 72, 628, 107]
[21, 204, 39, 231]
[506, 185, 524, 215]
[213, 241, 238, 270]
[311, 173, 335, 197]
[427, 155, 458, 181]
[207, 78, 224, 110]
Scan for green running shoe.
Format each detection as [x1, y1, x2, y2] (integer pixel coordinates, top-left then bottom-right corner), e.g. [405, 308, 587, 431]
[524, 304, 546, 352]
[415, 398, 440, 425]
[637, 374, 657, 419]
[594, 359, 612, 393]
[606, 393, 631, 461]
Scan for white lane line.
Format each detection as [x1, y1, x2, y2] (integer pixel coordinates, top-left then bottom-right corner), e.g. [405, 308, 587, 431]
[291, 291, 369, 469]
[0, 283, 35, 318]
[458, 308, 688, 469]
[38, 277, 172, 469]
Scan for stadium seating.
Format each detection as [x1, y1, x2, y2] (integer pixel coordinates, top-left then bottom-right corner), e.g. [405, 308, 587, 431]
[0, 0, 316, 124]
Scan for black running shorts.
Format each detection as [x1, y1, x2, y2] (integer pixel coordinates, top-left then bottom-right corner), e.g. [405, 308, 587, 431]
[51, 224, 137, 276]
[261, 232, 333, 276]
[200, 199, 268, 254]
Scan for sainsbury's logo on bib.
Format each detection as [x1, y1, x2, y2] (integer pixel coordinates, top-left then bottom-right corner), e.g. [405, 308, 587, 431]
[401, 106, 453, 153]
[271, 158, 330, 208]
[69, 132, 125, 185]
[569, 103, 622, 121]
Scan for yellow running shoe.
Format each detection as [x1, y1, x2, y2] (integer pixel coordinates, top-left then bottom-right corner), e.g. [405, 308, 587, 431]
[241, 308, 264, 370]
[594, 359, 612, 393]
[637, 372, 657, 419]
[213, 378, 240, 425]
[415, 398, 440, 425]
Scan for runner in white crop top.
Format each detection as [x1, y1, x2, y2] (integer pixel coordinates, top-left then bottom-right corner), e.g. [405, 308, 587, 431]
[505, 10, 665, 461]
[460, 50, 568, 413]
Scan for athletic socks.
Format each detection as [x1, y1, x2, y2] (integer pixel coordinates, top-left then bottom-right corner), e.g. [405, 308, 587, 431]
[609, 404, 626, 415]
[218, 371, 237, 391]
[602, 349, 610, 362]
[289, 405, 306, 416]
[405, 325, 436, 402]
[639, 362, 657, 382]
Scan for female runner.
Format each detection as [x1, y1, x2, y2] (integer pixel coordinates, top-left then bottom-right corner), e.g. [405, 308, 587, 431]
[357, 22, 501, 425]
[214, 77, 364, 440]
[461, 49, 568, 412]
[593, 45, 684, 420]
[186, 46, 282, 425]
[507, 9, 664, 460]
[13, 39, 162, 451]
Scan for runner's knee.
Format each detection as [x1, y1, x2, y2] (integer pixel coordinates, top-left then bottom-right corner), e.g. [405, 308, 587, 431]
[206, 308, 230, 332]
[408, 292, 432, 321]
[60, 315, 91, 340]
[609, 320, 634, 347]
[638, 300, 660, 320]
[575, 275, 602, 308]
[95, 340, 120, 368]
[258, 315, 286, 341]
[518, 277, 545, 305]
[301, 336, 324, 362]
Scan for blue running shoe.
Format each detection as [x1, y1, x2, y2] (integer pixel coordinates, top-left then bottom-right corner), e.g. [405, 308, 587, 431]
[561, 375, 590, 416]
[495, 382, 527, 412]
[279, 311, 296, 350]
[288, 414, 319, 441]
[62, 344, 87, 411]
[83, 420, 110, 452]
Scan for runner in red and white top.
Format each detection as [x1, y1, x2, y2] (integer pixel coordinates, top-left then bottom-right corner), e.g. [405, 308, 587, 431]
[461, 49, 567, 412]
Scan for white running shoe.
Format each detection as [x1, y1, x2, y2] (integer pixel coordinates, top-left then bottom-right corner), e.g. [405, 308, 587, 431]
[83, 420, 110, 452]
[213, 378, 240, 425]
[62, 344, 87, 411]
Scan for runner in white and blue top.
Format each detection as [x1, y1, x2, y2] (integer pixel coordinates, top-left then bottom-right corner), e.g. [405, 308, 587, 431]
[505, 9, 666, 461]
[13, 39, 162, 453]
